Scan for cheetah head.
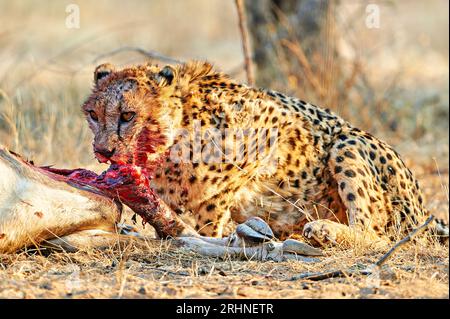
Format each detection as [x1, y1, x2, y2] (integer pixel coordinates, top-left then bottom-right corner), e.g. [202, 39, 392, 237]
[82, 63, 184, 167]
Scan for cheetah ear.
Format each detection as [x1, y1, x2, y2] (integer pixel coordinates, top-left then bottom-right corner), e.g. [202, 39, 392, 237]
[94, 63, 115, 86]
[153, 65, 176, 87]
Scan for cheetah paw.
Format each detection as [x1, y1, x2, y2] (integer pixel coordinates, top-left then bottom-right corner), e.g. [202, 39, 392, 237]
[303, 220, 346, 246]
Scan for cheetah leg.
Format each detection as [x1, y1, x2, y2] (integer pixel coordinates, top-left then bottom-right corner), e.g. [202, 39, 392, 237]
[303, 137, 387, 246]
[194, 197, 232, 237]
[303, 220, 357, 246]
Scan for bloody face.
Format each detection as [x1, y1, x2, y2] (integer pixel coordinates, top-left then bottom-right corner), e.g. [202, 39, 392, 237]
[81, 65, 179, 170]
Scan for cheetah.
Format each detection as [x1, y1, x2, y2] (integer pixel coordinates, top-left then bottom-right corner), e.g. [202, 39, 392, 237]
[81, 61, 448, 247]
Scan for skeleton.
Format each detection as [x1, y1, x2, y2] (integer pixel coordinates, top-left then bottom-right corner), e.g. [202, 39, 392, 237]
[0, 146, 322, 261]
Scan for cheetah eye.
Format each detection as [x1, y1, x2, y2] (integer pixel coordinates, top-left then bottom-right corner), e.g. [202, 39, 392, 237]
[120, 112, 136, 123]
[89, 111, 98, 122]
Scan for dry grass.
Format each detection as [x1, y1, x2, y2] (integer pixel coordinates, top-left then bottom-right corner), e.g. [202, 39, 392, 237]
[263, 1, 449, 142]
[0, 229, 448, 299]
[0, 1, 448, 299]
[0, 229, 447, 299]
[0, 159, 447, 299]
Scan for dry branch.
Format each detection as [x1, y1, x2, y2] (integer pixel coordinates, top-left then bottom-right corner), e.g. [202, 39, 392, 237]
[234, 0, 255, 85]
[375, 215, 435, 267]
[92, 47, 183, 65]
[280, 39, 326, 98]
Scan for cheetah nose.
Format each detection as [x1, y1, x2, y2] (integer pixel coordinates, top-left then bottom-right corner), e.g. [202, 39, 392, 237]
[94, 147, 116, 159]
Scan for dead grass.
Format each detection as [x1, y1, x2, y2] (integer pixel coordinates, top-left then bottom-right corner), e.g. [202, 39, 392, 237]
[0, 229, 447, 299]
[264, 1, 449, 141]
[0, 160, 447, 299]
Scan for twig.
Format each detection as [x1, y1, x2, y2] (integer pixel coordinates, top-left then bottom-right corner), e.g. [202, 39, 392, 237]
[297, 216, 436, 281]
[295, 269, 347, 281]
[294, 267, 375, 281]
[281, 39, 326, 98]
[234, 0, 255, 86]
[375, 215, 435, 267]
[92, 47, 183, 65]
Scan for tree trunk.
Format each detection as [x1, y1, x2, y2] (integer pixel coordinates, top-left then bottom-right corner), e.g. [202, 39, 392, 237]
[244, 0, 336, 96]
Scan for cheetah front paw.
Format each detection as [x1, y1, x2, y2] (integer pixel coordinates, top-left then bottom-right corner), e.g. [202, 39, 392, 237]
[303, 220, 347, 246]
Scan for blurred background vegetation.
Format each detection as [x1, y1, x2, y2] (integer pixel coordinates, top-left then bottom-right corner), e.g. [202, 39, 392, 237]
[0, 0, 448, 172]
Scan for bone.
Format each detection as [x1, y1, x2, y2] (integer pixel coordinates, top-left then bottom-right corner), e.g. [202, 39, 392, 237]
[236, 224, 273, 242]
[282, 239, 323, 256]
[175, 217, 322, 261]
[175, 237, 320, 262]
[235, 216, 275, 242]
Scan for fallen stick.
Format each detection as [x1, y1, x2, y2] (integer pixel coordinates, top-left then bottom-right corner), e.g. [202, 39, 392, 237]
[375, 215, 435, 267]
[293, 268, 375, 281]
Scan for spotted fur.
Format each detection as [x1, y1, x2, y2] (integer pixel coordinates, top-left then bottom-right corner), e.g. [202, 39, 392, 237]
[82, 61, 446, 245]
